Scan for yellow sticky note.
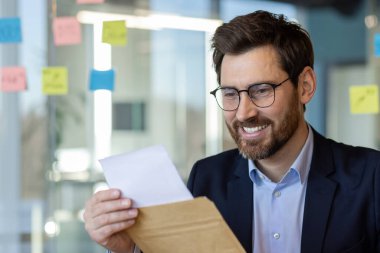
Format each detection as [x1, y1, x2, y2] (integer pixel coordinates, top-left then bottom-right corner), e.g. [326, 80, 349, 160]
[349, 85, 379, 114]
[42, 67, 68, 95]
[102, 20, 127, 46]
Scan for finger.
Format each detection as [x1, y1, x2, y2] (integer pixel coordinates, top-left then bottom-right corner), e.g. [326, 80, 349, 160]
[87, 219, 136, 245]
[90, 209, 139, 231]
[89, 197, 133, 219]
[90, 189, 121, 205]
[84, 189, 119, 217]
[84, 189, 132, 220]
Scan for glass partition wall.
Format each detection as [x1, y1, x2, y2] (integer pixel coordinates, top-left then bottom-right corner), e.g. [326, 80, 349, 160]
[0, 0, 222, 252]
[0, 0, 223, 252]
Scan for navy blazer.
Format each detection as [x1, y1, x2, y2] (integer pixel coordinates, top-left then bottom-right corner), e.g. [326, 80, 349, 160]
[187, 130, 380, 253]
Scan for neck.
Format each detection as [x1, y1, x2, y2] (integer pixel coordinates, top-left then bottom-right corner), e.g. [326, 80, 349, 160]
[255, 121, 309, 183]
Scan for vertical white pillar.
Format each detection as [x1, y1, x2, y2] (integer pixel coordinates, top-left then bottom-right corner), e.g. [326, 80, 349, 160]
[93, 22, 112, 168]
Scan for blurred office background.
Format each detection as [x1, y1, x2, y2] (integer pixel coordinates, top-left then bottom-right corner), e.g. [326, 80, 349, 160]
[0, 0, 379, 252]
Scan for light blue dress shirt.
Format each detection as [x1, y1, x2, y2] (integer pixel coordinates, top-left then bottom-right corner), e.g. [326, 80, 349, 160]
[249, 125, 314, 253]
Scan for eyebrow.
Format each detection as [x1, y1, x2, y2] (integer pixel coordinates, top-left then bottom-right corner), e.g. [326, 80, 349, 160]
[220, 80, 279, 88]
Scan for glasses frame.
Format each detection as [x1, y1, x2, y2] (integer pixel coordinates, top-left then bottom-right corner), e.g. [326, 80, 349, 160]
[209, 77, 290, 111]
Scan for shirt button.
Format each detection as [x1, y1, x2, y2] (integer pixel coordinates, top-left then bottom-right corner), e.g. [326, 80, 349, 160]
[274, 191, 281, 198]
[273, 233, 280, 239]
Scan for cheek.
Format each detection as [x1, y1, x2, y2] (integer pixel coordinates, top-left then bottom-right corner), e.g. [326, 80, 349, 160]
[267, 107, 283, 121]
[268, 93, 296, 120]
[257, 107, 287, 128]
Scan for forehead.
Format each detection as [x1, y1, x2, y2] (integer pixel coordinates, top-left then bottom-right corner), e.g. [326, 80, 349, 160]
[220, 45, 285, 85]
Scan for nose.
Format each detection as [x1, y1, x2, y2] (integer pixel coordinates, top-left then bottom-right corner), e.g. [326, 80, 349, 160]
[235, 92, 259, 121]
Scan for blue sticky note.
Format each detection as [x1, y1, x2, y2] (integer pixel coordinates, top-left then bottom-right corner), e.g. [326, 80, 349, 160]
[89, 69, 115, 91]
[375, 33, 380, 57]
[0, 17, 22, 43]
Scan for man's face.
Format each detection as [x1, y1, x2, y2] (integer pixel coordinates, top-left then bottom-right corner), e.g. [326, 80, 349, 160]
[220, 45, 303, 160]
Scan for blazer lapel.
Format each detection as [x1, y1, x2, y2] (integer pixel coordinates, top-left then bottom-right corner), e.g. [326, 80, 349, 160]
[301, 131, 337, 253]
[227, 156, 253, 253]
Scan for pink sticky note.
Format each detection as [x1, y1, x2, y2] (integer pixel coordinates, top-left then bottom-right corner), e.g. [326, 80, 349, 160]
[53, 17, 81, 46]
[0, 67, 27, 92]
[76, 0, 104, 4]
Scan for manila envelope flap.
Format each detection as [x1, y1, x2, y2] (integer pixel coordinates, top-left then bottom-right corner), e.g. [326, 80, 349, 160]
[127, 197, 245, 253]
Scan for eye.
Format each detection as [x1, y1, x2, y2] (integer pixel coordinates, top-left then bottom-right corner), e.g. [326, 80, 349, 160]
[221, 88, 238, 99]
[249, 84, 273, 97]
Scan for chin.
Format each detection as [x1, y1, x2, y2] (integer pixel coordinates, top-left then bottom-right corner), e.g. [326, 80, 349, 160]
[238, 143, 270, 160]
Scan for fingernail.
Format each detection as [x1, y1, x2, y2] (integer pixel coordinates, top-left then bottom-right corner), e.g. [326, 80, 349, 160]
[112, 190, 120, 197]
[121, 199, 131, 206]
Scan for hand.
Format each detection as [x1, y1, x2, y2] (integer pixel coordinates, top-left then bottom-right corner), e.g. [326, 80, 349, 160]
[84, 189, 138, 253]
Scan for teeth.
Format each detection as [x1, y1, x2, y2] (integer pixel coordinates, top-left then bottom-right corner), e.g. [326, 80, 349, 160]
[243, 125, 267, 133]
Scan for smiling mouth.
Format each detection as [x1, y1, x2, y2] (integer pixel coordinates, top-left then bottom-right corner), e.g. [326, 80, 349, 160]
[242, 124, 269, 134]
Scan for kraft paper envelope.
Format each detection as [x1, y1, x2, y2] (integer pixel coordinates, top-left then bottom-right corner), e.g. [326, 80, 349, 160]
[127, 197, 245, 253]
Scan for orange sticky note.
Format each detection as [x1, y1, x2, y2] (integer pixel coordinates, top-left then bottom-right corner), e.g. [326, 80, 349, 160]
[42, 67, 68, 95]
[102, 20, 127, 46]
[0, 67, 27, 92]
[53, 17, 81, 46]
[76, 0, 104, 4]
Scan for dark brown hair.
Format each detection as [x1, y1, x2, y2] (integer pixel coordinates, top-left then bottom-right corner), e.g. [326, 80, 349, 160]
[211, 10, 314, 87]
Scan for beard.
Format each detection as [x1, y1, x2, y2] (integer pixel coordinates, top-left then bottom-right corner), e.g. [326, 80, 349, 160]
[227, 91, 301, 160]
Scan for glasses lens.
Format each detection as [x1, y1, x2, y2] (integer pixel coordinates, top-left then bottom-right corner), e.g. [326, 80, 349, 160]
[215, 88, 239, 111]
[248, 84, 275, 107]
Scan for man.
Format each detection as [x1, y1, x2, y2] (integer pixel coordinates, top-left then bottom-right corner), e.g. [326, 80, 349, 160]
[84, 10, 380, 253]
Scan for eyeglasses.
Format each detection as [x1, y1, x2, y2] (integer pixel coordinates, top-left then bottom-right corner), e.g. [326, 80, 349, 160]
[209, 77, 290, 111]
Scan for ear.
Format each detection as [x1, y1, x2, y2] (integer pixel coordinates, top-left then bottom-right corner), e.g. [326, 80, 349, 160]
[297, 66, 316, 105]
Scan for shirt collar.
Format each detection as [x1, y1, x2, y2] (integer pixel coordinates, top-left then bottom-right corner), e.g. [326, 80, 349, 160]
[248, 124, 314, 185]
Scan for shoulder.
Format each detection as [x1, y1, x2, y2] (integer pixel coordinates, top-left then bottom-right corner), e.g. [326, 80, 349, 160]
[314, 130, 380, 164]
[312, 128, 380, 161]
[330, 139, 380, 179]
[312, 130, 380, 187]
